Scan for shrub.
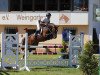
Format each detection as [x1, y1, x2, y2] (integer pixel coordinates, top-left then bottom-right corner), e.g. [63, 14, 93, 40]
[79, 41, 99, 75]
[59, 40, 69, 59]
[60, 40, 68, 53]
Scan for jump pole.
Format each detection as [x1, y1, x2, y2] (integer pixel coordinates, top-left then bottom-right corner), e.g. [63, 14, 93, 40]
[20, 33, 30, 71]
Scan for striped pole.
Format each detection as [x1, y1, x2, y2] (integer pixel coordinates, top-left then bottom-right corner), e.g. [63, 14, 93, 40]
[29, 45, 68, 48]
[20, 45, 68, 48]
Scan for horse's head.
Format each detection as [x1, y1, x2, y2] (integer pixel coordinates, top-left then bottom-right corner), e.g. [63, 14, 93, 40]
[52, 25, 59, 39]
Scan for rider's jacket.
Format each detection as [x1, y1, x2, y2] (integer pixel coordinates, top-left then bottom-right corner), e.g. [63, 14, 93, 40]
[42, 17, 50, 24]
[36, 17, 50, 30]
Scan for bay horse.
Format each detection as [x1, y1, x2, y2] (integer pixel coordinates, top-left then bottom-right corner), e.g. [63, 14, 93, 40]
[21, 23, 59, 53]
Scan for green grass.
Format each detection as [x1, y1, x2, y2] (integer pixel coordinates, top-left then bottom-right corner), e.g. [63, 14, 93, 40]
[0, 68, 83, 75]
[19, 54, 60, 60]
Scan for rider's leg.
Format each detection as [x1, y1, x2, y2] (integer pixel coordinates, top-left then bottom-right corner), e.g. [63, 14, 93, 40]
[34, 30, 38, 36]
[34, 21, 41, 36]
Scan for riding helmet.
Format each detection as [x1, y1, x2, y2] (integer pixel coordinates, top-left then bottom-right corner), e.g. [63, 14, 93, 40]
[46, 13, 51, 17]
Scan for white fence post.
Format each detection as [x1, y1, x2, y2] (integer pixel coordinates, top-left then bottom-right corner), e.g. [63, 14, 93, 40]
[20, 33, 30, 71]
[68, 32, 84, 67]
[80, 32, 84, 53]
[1, 32, 19, 69]
[1, 32, 5, 69]
[16, 33, 19, 68]
[68, 31, 72, 67]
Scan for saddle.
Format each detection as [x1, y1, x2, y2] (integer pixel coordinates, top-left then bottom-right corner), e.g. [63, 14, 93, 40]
[35, 23, 55, 40]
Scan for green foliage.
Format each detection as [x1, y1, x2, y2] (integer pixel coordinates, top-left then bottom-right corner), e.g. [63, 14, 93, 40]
[60, 40, 68, 53]
[60, 48, 66, 53]
[62, 40, 68, 46]
[79, 41, 99, 75]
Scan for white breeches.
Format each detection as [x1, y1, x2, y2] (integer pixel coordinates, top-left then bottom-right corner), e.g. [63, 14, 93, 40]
[36, 21, 40, 30]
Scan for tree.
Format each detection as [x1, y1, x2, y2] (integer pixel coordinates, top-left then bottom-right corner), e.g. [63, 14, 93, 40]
[79, 41, 98, 75]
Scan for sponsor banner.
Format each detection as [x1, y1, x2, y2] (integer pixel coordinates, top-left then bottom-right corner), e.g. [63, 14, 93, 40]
[0, 13, 59, 25]
[0, 12, 88, 25]
[59, 13, 71, 25]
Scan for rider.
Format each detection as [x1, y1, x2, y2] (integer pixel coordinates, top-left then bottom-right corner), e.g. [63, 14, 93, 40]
[34, 13, 51, 37]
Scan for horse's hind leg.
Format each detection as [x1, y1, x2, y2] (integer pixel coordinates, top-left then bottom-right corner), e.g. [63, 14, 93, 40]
[29, 48, 36, 52]
[29, 48, 32, 52]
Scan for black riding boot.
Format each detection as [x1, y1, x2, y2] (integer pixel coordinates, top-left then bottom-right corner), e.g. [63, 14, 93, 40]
[34, 32, 37, 38]
[34, 30, 40, 38]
